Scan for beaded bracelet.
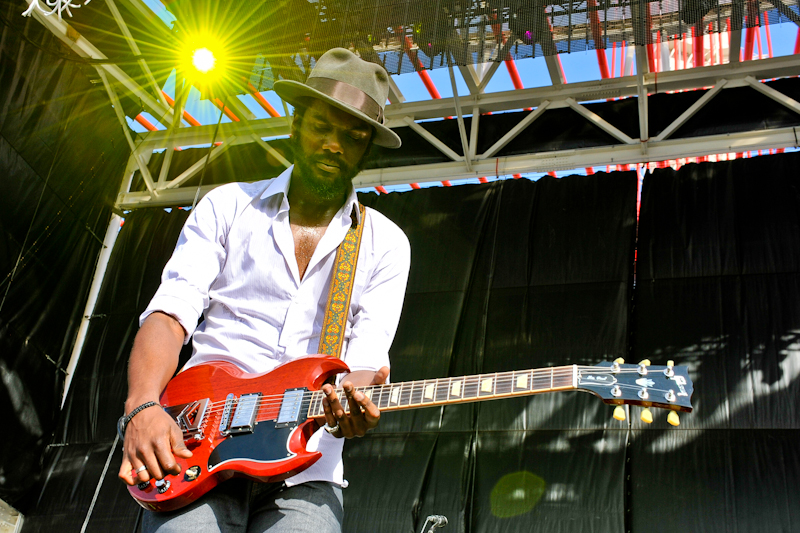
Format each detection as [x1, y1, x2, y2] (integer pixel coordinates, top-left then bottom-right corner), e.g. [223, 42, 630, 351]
[116, 401, 159, 440]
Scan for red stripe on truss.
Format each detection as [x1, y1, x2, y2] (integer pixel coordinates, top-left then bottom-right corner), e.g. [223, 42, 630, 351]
[247, 82, 281, 118]
[162, 91, 201, 127]
[589, 0, 611, 78]
[214, 99, 240, 122]
[135, 114, 157, 131]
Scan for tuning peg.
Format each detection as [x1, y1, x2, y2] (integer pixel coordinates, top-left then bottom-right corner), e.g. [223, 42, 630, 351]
[639, 359, 651, 367]
[667, 360, 674, 368]
[613, 357, 625, 364]
[667, 411, 680, 426]
[640, 408, 653, 424]
[613, 406, 626, 421]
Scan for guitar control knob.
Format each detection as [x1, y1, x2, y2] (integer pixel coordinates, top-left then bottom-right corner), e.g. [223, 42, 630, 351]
[640, 408, 653, 424]
[613, 406, 626, 421]
[667, 411, 680, 426]
[137, 482, 149, 491]
[155, 479, 170, 494]
[185, 466, 201, 482]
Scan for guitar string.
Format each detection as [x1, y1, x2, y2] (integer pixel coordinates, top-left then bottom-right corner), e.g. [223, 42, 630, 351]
[188, 367, 679, 416]
[178, 367, 685, 422]
[189, 366, 592, 415]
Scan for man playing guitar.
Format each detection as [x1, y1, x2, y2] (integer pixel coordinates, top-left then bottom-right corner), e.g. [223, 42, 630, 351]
[118, 48, 410, 532]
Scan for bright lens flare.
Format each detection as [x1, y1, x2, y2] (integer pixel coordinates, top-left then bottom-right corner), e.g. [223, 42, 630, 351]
[192, 48, 216, 73]
[179, 34, 228, 87]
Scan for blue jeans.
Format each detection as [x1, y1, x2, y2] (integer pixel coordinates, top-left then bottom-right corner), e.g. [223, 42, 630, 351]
[142, 480, 343, 533]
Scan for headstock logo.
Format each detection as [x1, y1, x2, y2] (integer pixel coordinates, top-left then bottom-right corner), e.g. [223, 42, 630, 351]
[578, 373, 617, 386]
[635, 378, 655, 388]
[674, 375, 688, 396]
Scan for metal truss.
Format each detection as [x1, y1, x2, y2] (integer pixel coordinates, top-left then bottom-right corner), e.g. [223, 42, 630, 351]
[114, 54, 800, 209]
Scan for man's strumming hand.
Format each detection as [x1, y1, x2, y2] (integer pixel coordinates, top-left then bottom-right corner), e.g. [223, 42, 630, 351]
[118, 402, 193, 486]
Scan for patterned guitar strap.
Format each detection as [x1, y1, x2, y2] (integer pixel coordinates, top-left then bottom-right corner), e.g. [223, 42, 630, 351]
[318, 203, 367, 359]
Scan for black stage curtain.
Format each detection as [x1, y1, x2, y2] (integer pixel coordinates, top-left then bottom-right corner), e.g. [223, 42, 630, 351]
[18, 152, 800, 532]
[632, 151, 800, 533]
[0, 0, 127, 508]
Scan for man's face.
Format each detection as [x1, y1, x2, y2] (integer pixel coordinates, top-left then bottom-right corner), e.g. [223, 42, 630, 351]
[291, 99, 373, 201]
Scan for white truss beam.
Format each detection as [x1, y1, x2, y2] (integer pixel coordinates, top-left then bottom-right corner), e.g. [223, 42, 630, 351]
[96, 68, 159, 197]
[165, 138, 237, 190]
[383, 55, 800, 125]
[482, 101, 551, 158]
[545, 55, 565, 85]
[105, 0, 168, 110]
[448, 64, 472, 171]
[403, 117, 462, 162]
[654, 80, 728, 142]
[745, 76, 800, 115]
[116, 126, 800, 209]
[566, 98, 637, 145]
[250, 134, 291, 168]
[27, 0, 174, 125]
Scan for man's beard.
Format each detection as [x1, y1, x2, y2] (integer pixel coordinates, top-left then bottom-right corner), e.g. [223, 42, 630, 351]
[291, 134, 367, 202]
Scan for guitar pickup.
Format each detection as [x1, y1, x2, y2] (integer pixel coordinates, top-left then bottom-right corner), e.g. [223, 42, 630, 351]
[221, 393, 262, 436]
[167, 398, 210, 441]
[275, 388, 307, 428]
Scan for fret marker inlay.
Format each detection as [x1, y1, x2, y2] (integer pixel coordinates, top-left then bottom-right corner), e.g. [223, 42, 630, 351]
[424, 384, 435, 400]
[517, 375, 529, 389]
[451, 381, 461, 397]
[390, 387, 400, 405]
[481, 378, 493, 393]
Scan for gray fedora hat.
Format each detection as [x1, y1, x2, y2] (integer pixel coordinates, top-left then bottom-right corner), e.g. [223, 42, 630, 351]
[274, 48, 401, 149]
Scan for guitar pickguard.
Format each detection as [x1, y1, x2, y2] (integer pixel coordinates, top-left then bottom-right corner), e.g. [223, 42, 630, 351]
[207, 421, 298, 472]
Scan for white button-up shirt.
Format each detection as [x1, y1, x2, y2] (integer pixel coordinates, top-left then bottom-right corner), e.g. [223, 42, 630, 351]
[140, 165, 410, 486]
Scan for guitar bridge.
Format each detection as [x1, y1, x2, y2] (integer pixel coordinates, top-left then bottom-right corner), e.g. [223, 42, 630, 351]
[165, 398, 210, 441]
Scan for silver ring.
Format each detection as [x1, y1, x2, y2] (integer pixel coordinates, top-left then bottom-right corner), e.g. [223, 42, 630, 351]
[135, 465, 148, 474]
[324, 423, 341, 435]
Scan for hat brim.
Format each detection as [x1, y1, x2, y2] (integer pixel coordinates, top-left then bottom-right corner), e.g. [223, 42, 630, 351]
[274, 79, 401, 149]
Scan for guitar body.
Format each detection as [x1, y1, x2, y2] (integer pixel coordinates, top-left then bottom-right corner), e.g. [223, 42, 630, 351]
[129, 355, 350, 512]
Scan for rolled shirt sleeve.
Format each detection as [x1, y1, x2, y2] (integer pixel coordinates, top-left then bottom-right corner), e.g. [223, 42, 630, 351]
[139, 186, 235, 343]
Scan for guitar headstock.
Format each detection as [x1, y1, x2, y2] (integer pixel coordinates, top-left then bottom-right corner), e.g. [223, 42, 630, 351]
[577, 359, 693, 425]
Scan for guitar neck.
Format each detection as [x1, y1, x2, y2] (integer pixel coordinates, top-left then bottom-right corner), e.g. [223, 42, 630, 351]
[306, 365, 577, 418]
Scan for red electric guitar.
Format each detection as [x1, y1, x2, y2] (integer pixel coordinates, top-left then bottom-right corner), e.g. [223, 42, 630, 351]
[129, 355, 694, 512]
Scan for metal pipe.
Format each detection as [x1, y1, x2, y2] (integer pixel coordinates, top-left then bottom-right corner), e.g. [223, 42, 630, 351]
[62, 214, 122, 407]
[589, 0, 611, 78]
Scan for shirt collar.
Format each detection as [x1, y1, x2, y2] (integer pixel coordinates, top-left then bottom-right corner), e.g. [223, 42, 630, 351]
[260, 165, 362, 225]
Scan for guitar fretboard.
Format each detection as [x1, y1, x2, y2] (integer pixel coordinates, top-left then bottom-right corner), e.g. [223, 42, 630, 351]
[306, 366, 576, 418]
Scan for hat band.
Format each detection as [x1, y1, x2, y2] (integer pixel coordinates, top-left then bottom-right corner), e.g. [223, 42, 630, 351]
[306, 77, 384, 124]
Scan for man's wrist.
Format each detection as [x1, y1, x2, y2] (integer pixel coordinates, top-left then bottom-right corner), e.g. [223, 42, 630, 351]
[125, 395, 161, 414]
